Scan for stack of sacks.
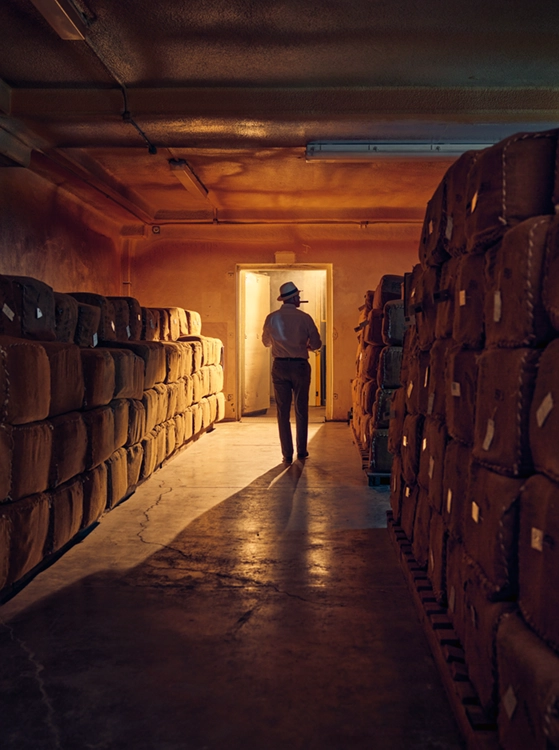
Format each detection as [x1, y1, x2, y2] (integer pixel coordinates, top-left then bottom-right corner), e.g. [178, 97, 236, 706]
[351, 289, 375, 452]
[0, 277, 226, 597]
[368, 276, 404, 481]
[391, 128, 559, 740]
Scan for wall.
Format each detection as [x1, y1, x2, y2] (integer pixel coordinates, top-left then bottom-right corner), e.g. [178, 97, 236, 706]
[0, 168, 123, 295]
[131, 226, 420, 420]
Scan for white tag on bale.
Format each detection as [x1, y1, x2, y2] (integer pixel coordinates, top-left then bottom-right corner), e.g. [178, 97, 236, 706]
[2, 303, 15, 321]
[403, 435, 408, 447]
[429, 219, 434, 235]
[429, 549, 434, 572]
[428, 456, 434, 479]
[111, 321, 116, 331]
[445, 215, 453, 241]
[138, 313, 141, 321]
[424, 366, 430, 388]
[93, 332, 98, 347]
[459, 290, 466, 307]
[494, 290, 502, 323]
[407, 381, 414, 398]
[405, 486, 410, 498]
[471, 190, 478, 213]
[451, 381, 461, 397]
[36, 307, 43, 319]
[531, 527, 544, 552]
[422, 437, 427, 452]
[536, 392, 554, 428]
[447, 489, 453, 514]
[472, 501, 480, 523]
[126, 325, 131, 338]
[427, 393, 435, 415]
[503, 685, 517, 720]
[483, 419, 495, 451]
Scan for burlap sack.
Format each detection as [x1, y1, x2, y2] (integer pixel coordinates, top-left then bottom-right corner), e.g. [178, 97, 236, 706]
[157, 308, 170, 341]
[401, 413, 423, 486]
[518, 473, 559, 654]
[462, 562, 516, 717]
[412, 486, 431, 568]
[0, 424, 12, 502]
[445, 344, 479, 446]
[41, 340, 84, 417]
[127, 399, 147, 446]
[110, 399, 129, 450]
[434, 256, 460, 339]
[141, 429, 159, 479]
[372, 388, 395, 429]
[106, 447, 128, 510]
[389, 453, 404, 522]
[445, 536, 468, 643]
[193, 402, 203, 435]
[141, 307, 160, 341]
[107, 297, 131, 341]
[497, 612, 559, 750]
[0, 336, 50, 425]
[48, 477, 83, 554]
[2, 493, 49, 586]
[445, 150, 479, 257]
[400, 483, 419, 542]
[360, 343, 383, 381]
[153, 383, 169, 425]
[442, 439, 472, 541]
[81, 348, 116, 409]
[414, 265, 440, 351]
[166, 418, 177, 457]
[364, 308, 384, 346]
[74, 301, 101, 347]
[426, 338, 450, 421]
[104, 347, 144, 400]
[105, 341, 166, 390]
[542, 215, 559, 332]
[463, 463, 523, 600]
[216, 392, 226, 422]
[183, 407, 194, 440]
[163, 307, 182, 341]
[53, 292, 78, 343]
[465, 129, 557, 254]
[472, 348, 540, 476]
[418, 177, 449, 269]
[0, 275, 22, 337]
[427, 510, 447, 606]
[161, 341, 183, 383]
[485, 216, 554, 349]
[49, 411, 87, 488]
[530, 339, 559, 482]
[81, 464, 108, 528]
[369, 428, 392, 474]
[69, 292, 116, 342]
[11, 420, 52, 500]
[83, 406, 115, 469]
[387, 386, 406, 456]
[382, 300, 405, 346]
[2, 275, 56, 341]
[166, 382, 180, 420]
[126, 443, 144, 491]
[372, 274, 403, 311]
[453, 253, 486, 349]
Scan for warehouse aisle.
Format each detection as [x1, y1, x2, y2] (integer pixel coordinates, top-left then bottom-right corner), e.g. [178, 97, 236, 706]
[0, 416, 463, 750]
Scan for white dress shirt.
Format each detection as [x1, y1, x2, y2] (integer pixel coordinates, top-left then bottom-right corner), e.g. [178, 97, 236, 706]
[262, 304, 322, 359]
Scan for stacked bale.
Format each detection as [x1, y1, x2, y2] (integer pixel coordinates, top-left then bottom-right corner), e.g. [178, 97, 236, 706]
[391, 128, 559, 743]
[351, 278, 403, 467]
[0, 277, 225, 597]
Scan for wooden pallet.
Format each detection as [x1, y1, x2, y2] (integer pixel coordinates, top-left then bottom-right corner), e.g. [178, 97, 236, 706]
[386, 511, 500, 750]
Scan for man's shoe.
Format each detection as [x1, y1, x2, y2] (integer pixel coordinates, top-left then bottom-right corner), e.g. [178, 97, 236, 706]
[282, 455, 293, 465]
[297, 452, 309, 460]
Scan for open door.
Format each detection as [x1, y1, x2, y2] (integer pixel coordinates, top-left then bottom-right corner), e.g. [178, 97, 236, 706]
[241, 271, 271, 415]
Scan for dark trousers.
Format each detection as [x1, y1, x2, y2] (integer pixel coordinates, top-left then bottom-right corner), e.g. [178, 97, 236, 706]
[271, 358, 311, 459]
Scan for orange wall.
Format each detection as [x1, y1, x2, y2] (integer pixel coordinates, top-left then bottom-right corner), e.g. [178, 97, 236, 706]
[131, 228, 420, 420]
[0, 168, 123, 295]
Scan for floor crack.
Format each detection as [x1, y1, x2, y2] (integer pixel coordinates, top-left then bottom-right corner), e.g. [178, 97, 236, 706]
[0, 619, 62, 749]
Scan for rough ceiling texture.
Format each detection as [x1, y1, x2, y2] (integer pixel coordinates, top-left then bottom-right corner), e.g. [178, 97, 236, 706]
[1, 0, 558, 227]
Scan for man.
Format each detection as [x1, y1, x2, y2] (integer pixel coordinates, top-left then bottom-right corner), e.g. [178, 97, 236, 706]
[262, 281, 322, 464]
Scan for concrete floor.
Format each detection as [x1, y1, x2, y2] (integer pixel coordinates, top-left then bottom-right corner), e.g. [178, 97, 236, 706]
[0, 413, 463, 750]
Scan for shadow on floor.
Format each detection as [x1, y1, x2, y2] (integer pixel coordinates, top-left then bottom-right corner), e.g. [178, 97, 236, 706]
[0, 463, 463, 750]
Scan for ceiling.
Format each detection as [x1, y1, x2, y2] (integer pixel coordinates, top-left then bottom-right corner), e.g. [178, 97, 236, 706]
[1, 0, 559, 229]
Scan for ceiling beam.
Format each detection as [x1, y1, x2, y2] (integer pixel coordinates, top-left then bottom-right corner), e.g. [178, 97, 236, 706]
[10, 86, 559, 121]
[0, 127, 31, 167]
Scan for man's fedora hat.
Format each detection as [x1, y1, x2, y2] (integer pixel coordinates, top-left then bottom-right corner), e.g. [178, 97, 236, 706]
[277, 281, 301, 301]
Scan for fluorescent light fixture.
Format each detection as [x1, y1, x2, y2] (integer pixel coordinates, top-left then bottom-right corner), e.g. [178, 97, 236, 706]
[30, 0, 89, 41]
[306, 141, 495, 161]
[169, 159, 209, 200]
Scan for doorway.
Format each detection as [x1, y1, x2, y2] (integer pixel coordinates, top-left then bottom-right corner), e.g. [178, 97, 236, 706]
[237, 264, 333, 421]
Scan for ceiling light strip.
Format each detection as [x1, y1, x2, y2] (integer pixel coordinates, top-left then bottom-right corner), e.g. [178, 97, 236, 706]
[306, 141, 495, 161]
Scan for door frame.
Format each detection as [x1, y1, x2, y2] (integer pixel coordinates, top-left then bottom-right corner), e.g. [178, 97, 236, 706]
[236, 263, 334, 421]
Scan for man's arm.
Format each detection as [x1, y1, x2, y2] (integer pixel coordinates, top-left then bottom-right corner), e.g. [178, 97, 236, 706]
[262, 315, 272, 347]
[307, 320, 322, 351]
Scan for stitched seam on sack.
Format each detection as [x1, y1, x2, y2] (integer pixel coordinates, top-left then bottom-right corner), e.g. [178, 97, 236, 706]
[523, 218, 548, 346]
[516, 351, 530, 476]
